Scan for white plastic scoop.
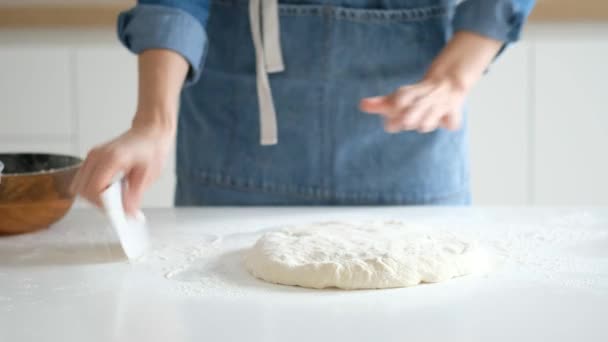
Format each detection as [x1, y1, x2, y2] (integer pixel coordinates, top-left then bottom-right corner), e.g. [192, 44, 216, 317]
[100, 179, 150, 260]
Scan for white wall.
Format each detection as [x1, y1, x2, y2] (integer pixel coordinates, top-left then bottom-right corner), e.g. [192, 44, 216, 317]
[468, 41, 531, 205]
[0, 30, 175, 208]
[532, 26, 608, 205]
[1, 25, 608, 206]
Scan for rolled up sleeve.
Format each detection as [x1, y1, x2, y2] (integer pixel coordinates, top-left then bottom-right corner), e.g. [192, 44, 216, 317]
[117, 0, 211, 86]
[453, 0, 535, 44]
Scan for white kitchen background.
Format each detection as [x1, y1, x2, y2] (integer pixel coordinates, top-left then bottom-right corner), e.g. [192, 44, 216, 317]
[1, 24, 607, 206]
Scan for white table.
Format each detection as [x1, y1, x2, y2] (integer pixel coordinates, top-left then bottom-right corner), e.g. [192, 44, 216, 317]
[1, 207, 607, 341]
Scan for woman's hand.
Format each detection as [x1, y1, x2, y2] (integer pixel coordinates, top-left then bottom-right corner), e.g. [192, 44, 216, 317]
[70, 119, 174, 215]
[359, 77, 466, 133]
[71, 49, 188, 215]
[360, 31, 503, 134]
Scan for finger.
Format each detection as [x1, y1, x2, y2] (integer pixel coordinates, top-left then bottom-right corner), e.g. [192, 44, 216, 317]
[69, 157, 89, 195]
[384, 116, 404, 133]
[123, 166, 148, 216]
[359, 96, 393, 115]
[362, 90, 412, 117]
[441, 111, 463, 131]
[70, 150, 97, 195]
[87, 193, 105, 210]
[76, 160, 105, 209]
[418, 108, 446, 133]
[439, 116, 450, 130]
[394, 86, 424, 109]
[81, 153, 127, 209]
[380, 87, 425, 122]
[401, 102, 432, 130]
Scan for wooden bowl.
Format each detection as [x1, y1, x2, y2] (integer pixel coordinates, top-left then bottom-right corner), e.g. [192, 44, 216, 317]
[0, 153, 82, 235]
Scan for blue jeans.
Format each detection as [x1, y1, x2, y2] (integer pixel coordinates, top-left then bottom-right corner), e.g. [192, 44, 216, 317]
[175, 0, 471, 206]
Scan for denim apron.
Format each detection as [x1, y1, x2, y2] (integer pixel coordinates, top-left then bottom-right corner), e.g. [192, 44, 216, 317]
[175, 0, 470, 206]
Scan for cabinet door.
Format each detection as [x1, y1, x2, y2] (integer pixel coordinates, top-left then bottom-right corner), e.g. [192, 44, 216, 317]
[75, 47, 175, 207]
[468, 42, 531, 205]
[0, 47, 72, 137]
[534, 37, 608, 205]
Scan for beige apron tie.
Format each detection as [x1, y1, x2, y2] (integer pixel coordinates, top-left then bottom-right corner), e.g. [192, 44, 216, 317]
[249, 0, 285, 145]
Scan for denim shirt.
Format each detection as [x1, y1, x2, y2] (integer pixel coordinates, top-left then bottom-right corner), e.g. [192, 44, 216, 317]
[116, 0, 535, 206]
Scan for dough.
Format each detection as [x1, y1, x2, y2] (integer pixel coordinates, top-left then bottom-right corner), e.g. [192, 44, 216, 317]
[245, 221, 487, 289]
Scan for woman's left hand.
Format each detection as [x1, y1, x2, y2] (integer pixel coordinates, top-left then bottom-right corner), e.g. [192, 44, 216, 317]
[359, 76, 466, 134]
[359, 32, 504, 134]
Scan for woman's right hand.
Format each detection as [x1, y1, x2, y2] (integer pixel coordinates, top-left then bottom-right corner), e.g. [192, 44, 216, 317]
[70, 119, 174, 216]
[71, 49, 188, 214]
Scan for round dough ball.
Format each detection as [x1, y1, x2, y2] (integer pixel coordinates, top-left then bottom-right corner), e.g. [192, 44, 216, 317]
[244, 221, 486, 290]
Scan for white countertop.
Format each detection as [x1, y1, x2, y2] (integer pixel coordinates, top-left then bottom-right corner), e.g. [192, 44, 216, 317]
[1, 207, 608, 342]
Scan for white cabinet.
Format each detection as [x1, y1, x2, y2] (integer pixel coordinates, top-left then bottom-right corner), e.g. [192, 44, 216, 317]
[533, 37, 608, 205]
[0, 47, 73, 137]
[468, 43, 531, 205]
[75, 47, 175, 207]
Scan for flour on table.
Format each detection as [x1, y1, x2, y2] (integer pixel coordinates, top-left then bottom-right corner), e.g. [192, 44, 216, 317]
[134, 235, 252, 298]
[131, 213, 607, 296]
[245, 221, 488, 290]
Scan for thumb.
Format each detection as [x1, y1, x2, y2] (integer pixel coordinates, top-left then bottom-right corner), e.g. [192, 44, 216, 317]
[123, 166, 147, 216]
[359, 95, 392, 115]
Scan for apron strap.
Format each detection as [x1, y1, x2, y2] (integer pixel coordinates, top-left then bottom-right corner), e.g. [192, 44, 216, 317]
[249, 0, 285, 145]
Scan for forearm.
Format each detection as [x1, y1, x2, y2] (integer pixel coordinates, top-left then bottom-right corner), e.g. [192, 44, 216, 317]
[424, 31, 503, 92]
[133, 49, 189, 135]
